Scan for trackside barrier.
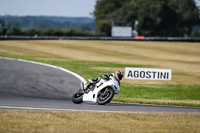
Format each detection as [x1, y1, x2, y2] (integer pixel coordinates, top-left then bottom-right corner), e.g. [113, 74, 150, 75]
[1, 35, 200, 42]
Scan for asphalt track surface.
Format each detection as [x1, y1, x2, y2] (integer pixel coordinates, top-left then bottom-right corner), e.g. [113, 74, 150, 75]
[0, 58, 200, 113]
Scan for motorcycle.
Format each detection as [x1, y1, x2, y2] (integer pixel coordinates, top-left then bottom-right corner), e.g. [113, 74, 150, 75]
[72, 75, 120, 105]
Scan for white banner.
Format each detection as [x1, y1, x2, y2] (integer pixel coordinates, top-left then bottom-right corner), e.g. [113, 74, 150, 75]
[125, 67, 172, 80]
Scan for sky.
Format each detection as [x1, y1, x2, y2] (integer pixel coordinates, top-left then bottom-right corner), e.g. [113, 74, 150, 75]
[194, 0, 200, 8]
[0, 0, 96, 17]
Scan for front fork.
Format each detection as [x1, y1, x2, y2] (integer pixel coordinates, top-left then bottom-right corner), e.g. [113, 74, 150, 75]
[101, 87, 109, 97]
[81, 82, 94, 93]
[80, 82, 84, 90]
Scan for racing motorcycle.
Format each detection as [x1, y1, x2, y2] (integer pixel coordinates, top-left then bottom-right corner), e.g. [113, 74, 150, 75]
[72, 75, 120, 105]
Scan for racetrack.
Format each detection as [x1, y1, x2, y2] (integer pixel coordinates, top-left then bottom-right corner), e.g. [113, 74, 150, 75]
[0, 58, 199, 112]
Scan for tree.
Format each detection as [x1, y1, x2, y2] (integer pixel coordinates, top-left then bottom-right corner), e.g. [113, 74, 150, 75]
[167, 0, 200, 36]
[94, 0, 200, 37]
[94, 0, 130, 36]
[0, 19, 3, 35]
[6, 26, 24, 35]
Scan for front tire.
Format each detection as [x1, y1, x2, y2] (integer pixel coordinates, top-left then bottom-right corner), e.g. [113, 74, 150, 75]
[97, 88, 114, 105]
[72, 89, 84, 104]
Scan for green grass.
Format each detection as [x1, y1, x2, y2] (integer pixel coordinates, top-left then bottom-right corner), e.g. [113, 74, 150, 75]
[119, 84, 200, 100]
[114, 84, 200, 107]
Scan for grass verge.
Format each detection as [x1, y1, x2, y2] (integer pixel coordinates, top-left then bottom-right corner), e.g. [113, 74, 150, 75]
[0, 110, 199, 133]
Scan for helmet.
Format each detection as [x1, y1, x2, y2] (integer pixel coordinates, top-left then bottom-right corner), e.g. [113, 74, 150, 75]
[115, 70, 124, 81]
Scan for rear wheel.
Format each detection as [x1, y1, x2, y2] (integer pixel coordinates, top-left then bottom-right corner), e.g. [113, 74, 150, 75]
[72, 89, 84, 104]
[97, 88, 114, 105]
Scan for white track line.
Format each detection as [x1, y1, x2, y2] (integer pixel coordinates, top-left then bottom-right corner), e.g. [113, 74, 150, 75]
[0, 57, 86, 83]
[0, 105, 141, 113]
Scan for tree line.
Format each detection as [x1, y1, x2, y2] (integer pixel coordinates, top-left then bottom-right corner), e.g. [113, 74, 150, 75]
[0, 16, 96, 36]
[0, 26, 95, 36]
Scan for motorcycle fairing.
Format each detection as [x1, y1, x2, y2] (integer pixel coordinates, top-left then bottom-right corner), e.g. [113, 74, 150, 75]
[82, 77, 120, 103]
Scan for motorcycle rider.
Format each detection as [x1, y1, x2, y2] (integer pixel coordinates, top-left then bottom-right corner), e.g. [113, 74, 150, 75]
[83, 69, 124, 91]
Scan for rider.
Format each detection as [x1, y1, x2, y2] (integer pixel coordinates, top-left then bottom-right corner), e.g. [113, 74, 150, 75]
[101, 69, 124, 84]
[84, 70, 124, 91]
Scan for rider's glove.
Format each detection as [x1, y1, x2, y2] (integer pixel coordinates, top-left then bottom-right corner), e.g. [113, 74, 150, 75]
[101, 74, 109, 80]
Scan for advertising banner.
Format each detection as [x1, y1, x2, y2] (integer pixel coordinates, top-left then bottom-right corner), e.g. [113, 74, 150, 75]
[125, 67, 172, 80]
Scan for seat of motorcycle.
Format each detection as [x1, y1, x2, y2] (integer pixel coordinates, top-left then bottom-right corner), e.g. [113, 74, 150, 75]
[92, 77, 100, 83]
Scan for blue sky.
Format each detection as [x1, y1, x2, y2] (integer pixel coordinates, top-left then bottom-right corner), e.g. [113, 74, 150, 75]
[194, 0, 200, 8]
[0, 0, 96, 17]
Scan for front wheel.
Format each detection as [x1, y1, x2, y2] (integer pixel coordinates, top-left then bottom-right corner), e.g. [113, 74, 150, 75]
[72, 89, 84, 104]
[97, 88, 114, 105]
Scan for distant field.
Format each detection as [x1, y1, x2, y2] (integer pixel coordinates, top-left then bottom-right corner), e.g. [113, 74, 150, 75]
[0, 40, 200, 106]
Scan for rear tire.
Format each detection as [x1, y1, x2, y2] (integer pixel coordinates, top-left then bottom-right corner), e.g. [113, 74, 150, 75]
[97, 88, 114, 105]
[72, 89, 84, 104]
